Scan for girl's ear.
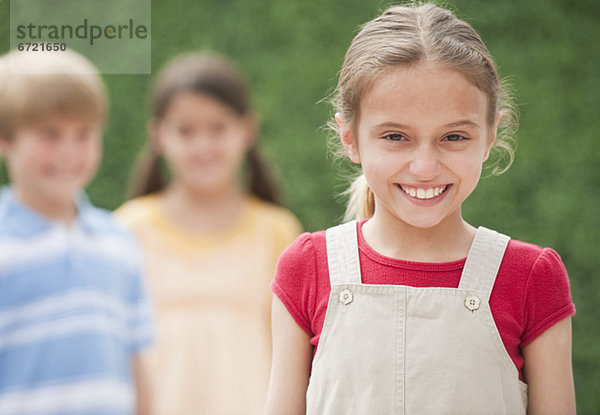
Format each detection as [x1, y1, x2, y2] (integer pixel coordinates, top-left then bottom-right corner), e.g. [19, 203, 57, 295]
[483, 113, 501, 162]
[336, 113, 360, 164]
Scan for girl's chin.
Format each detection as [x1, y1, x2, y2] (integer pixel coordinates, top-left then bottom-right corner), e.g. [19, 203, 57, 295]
[374, 203, 460, 231]
[391, 215, 446, 230]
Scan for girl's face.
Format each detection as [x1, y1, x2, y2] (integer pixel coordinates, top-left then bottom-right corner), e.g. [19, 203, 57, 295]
[155, 92, 254, 195]
[341, 61, 496, 230]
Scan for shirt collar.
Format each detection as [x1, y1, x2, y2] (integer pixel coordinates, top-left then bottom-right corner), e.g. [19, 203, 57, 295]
[0, 185, 98, 237]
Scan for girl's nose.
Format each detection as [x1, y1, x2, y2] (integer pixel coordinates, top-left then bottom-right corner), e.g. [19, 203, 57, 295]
[408, 145, 441, 179]
[191, 132, 215, 152]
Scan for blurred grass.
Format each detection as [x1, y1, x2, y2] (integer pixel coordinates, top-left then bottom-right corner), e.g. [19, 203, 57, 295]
[1, 0, 599, 411]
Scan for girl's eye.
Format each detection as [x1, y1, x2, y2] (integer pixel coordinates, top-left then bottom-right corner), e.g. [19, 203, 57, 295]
[383, 133, 406, 141]
[209, 123, 227, 135]
[443, 134, 468, 142]
[177, 126, 194, 137]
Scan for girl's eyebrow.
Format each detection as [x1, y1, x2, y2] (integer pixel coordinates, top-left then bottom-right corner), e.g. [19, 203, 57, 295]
[372, 122, 411, 130]
[372, 120, 480, 130]
[443, 120, 480, 129]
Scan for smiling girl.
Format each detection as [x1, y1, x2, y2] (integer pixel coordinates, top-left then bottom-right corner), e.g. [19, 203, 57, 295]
[265, 4, 575, 414]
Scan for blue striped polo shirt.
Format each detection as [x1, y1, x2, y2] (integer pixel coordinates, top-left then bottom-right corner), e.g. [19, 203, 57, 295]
[0, 186, 154, 415]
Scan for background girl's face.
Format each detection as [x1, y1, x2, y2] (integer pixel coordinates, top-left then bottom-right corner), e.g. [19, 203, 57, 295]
[155, 92, 254, 195]
[342, 61, 495, 230]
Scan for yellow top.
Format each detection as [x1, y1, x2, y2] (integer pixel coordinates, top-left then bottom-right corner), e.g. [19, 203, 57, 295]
[116, 194, 302, 415]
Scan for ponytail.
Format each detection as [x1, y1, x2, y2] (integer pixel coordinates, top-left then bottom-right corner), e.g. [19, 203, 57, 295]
[343, 173, 375, 222]
[128, 144, 167, 199]
[247, 146, 280, 205]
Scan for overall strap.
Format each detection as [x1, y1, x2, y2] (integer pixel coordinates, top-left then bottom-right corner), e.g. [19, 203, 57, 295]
[458, 226, 510, 303]
[325, 221, 362, 285]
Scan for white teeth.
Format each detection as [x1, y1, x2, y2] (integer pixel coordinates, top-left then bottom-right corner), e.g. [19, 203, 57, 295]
[400, 185, 447, 200]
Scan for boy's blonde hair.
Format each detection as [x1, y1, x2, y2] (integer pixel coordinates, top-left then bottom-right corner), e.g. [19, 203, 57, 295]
[0, 50, 107, 138]
[331, 3, 518, 221]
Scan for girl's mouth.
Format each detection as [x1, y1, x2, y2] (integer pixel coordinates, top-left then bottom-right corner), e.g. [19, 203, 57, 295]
[397, 184, 450, 200]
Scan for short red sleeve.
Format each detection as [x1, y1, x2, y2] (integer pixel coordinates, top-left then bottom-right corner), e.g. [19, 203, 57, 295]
[270, 232, 320, 337]
[520, 247, 575, 347]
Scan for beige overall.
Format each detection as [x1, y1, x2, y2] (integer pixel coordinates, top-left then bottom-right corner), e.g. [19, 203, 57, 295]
[306, 221, 528, 414]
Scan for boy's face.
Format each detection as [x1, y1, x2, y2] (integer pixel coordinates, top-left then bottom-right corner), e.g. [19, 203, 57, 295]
[0, 116, 102, 207]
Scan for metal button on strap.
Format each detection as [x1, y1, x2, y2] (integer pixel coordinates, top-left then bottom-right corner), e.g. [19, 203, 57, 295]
[464, 294, 481, 311]
[339, 289, 353, 305]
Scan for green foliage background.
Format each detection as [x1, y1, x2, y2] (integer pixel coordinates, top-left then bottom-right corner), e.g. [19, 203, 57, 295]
[1, 0, 598, 411]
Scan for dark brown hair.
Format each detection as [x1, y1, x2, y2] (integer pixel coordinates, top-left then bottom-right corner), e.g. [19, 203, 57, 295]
[129, 52, 280, 204]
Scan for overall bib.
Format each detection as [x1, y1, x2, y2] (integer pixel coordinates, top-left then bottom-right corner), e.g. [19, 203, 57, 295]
[306, 221, 528, 415]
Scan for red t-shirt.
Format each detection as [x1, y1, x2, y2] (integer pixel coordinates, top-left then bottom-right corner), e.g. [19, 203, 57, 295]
[271, 220, 575, 381]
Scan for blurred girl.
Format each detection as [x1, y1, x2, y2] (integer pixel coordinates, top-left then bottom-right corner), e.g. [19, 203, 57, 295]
[265, 4, 575, 415]
[117, 53, 301, 415]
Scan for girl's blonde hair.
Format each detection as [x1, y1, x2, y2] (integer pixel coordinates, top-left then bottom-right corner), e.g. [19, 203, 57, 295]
[129, 53, 280, 204]
[332, 3, 517, 221]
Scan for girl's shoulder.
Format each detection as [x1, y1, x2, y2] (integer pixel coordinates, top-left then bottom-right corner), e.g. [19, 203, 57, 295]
[278, 227, 569, 275]
[278, 229, 326, 260]
[276, 228, 572, 294]
[251, 197, 300, 224]
[274, 230, 328, 294]
[502, 237, 568, 280]
[114, 194, 163, 230]
[500, 237, 574, 347]
[249, 198, 303, 247]
[272, 229, 329, 336]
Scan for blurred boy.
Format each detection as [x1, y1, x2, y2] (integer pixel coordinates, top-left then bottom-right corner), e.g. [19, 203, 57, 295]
[0, 50, 152, 414]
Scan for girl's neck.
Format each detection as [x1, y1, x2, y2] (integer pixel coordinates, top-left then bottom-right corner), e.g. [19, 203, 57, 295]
[361, 207, 476, 263]
[161, 181, 247, 234]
